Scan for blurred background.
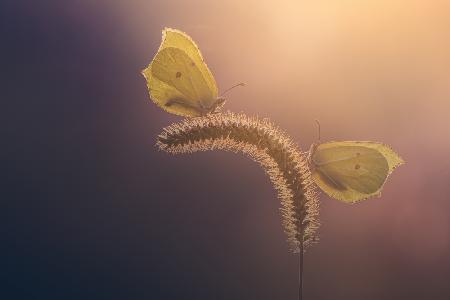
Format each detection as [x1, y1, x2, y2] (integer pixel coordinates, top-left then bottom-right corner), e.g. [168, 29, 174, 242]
[2, 0, 450, 299]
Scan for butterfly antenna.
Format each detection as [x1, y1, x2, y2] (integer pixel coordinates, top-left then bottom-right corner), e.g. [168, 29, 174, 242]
[315, 119, 321, 142]
[220, 82, 246, 97]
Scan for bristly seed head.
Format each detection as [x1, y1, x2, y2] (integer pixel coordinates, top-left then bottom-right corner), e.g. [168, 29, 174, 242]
[157, 112, 319, 252]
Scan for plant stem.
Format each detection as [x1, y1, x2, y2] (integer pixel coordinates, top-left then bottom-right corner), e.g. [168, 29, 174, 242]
[298, 237, 304, 300]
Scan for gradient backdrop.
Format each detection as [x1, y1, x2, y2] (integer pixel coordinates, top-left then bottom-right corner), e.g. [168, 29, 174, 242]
[2, 1, 450, 299]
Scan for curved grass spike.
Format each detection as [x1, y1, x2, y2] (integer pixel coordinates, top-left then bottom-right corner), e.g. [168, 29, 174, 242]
[157, 112, 320, 253]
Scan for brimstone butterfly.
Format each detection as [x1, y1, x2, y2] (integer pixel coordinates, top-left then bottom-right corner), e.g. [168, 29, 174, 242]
[142, 28, 242, 117]
[308, 123, 404, 203]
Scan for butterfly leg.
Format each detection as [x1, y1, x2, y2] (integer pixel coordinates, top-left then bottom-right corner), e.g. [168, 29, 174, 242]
[165, 98, 204, 116]
[203, 98, 227, 115]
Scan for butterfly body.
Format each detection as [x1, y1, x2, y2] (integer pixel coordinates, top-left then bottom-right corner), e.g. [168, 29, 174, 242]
[164, 95, 225, 116]
[142, 28, 224, 117]
[308, 141, 404, 203]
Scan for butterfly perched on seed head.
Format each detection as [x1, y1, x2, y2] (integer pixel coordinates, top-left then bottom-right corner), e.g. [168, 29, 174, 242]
[308, 121, 404, 203]
[142, 28, 243, 117]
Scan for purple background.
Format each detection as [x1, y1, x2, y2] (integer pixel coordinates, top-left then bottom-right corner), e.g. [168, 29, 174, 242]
[2, 1, 450, 299]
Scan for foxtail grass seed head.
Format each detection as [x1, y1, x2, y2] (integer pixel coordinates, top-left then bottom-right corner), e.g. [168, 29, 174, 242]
[157, 112, 319, 252]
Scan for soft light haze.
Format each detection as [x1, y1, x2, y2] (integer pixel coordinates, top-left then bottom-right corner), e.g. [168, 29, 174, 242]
[3, 1, 450, 299]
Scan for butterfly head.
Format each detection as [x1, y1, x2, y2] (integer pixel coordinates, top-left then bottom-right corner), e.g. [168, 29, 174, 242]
[307, 142, 319, 170]
[196, 97, 226, 116]
[307, 120, 322, 169]
[211, 97, 226, 113]
[202, 82, 245, 115]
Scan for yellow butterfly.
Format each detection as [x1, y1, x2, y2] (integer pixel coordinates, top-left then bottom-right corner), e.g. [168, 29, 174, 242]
[142, 28, 242, 117]
[308, 124, 404, 203]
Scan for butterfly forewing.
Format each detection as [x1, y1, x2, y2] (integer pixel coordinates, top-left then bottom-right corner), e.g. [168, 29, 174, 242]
[151, 47, 215, 111]
[314, 146, 388, 193]
[158, 28, 218, 98]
